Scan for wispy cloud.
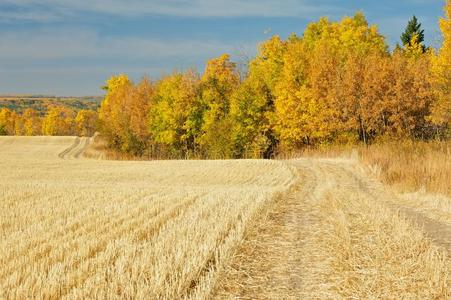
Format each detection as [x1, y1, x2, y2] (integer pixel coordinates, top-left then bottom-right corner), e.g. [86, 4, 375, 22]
[0, 0, 443, 96]
[0, 28, 254, 62]
[0, 0, 339, 20]
[0, 27, 256, 95]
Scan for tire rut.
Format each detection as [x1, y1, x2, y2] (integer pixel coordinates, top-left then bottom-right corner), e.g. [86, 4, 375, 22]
[214, 158, 450, 299]
[214, 161, 322, 299]
[391, 204, 451, 251]
[58, 137, 80, 159]
[58, 137, 92, 159]
[315, 159, 450, 252]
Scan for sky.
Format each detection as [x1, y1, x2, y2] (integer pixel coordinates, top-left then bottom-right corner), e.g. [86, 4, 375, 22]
[0, 0, 446, 96]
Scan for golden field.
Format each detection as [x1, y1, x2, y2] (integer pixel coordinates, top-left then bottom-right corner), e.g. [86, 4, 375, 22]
[0, 136, 295, 299]
[0, 136, 449, 299]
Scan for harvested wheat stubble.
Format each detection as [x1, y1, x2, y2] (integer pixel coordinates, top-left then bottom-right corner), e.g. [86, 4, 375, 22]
[214, 158, 449, 299]
[0, 136, 296, 299]
[1, 137, 449, 299]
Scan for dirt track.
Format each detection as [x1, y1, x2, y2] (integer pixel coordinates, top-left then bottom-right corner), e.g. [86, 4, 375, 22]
[58, 136, 93, 159]
[215, 158, 450, 298]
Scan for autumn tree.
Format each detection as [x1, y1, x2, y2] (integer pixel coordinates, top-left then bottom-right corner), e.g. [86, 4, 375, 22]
[148, 70, 201, 157]
[273, 39, 315, 149]
[128, 77, 154, 146]
[430, 1, 451, 131]
[75, 109, 98, 136]
[99, 75, 154, 155]
[273, 13, 387, 148]
[22, 108, 42, 136]
[0, 108, 15, 135]
[42, 106, 76, 136]
[0, 108, 7, 135]
[98, 74, 132, 149]
[9, 111, 25, 135]
[198, 54, 240, 158]
[230, 36, 286, 157]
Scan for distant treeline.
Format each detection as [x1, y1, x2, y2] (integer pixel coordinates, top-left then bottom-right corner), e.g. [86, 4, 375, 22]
[0, 97, 100, 116]
[1, 6, 450, 159]
[0, 106, 97, 136]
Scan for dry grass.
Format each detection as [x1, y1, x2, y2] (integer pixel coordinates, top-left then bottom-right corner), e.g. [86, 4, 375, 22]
[318, 186, 449, 299]
[359, 141, 451, 196]
[284, 140, 451, 196]
[1, 136, 449, 299]
[83, 134, 141, 160]
[215, 159, 449, 299]
[0, 136, 296, 299]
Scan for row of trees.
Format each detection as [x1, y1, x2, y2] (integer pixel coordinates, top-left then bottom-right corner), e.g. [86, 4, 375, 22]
[98, 6, 450, 158]
[0, 107, 97, 137]
[2, 5, 449, 159]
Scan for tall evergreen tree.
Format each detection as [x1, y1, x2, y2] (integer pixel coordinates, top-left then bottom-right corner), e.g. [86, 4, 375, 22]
[401, 16, 425, 50]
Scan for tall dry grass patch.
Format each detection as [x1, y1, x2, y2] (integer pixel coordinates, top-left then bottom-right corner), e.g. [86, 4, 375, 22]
[286, 140, 451, 196]
[359, 140, 451, 196]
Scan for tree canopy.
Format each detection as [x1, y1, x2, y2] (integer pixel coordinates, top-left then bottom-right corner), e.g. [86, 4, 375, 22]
[2, 7, 449, 157]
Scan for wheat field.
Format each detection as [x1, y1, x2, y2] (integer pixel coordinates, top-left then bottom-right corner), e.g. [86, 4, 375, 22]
[0, 136, 296, 299]
[1, 136, 449, 299]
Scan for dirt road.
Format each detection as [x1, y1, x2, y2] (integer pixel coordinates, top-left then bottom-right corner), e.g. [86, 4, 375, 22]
[58, 136, 93, 159]
[215, 158, 450, 299]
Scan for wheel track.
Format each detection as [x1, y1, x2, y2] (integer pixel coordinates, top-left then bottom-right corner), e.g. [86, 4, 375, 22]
[214, 158, 450, 298]
[58, 137, 92, 159]
[58, 137, 80, 159]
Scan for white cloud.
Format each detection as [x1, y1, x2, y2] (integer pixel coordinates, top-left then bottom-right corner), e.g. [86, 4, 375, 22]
[0, 27, 253, 95]
[0, 0, 339, 19]
[0, 28, 255, 62]
[0, 10, 59, 22]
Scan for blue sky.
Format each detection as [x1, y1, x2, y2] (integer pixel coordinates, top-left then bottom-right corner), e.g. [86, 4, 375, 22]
[0, 0, 445, 96]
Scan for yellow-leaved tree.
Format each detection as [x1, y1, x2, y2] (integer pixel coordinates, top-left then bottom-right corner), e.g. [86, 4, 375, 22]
[148, 70, 201, 157]
[75, 109, 98, 137]
[98, 74, 132, 149]
[22, 108, 42, 136]
[274, 13, 388, 148]
[230, 36, 286, 157]
[42, 106, 76, 136]
[198, 54, 240, 158]
[0, 108, 14, 135]
[430, 1, 451, 130]
[99, 75, 154, 155]
[273, 37, 316, 149]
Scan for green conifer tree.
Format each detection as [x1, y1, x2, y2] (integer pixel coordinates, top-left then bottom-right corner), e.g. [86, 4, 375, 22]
[401, 15, 426, 51]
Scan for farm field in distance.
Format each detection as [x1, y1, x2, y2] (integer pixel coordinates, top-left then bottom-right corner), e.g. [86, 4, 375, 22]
[0, 95, 101, 115]
[0, 136, 449, 299]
